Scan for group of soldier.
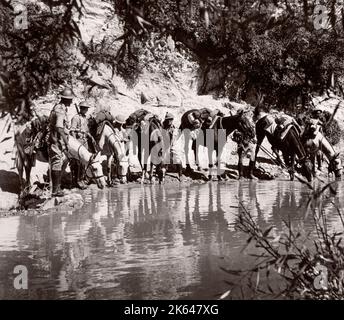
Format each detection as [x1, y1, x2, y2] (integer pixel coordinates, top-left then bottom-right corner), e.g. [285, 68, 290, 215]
[46, 88, 182, 197]
[39, 85, 333, 197]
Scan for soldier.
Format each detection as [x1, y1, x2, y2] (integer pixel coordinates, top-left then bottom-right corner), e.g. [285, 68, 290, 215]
[162, 112, 175, 140]
[162, 112, 184, 179]
[48, 88, 73, 197]
[232, 130, 257, 180]
[70, 101, 91, 189]
[113, 114, 127, 141]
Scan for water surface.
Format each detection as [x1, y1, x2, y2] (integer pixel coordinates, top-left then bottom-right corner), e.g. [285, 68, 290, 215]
[0, 180, 342, 299]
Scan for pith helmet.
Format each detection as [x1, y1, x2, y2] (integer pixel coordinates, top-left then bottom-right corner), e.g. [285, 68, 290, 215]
[165, 112, 174, 120]
[79, 101, 90, 108]
[60, 88, 74, 100]
[193, 110, 201, 118]
[114, 114, 126, 124]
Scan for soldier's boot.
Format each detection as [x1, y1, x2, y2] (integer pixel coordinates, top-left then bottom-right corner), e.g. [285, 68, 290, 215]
[76, 163, 87, 190]
[51, 170, 64, 197]
[248, 161, 258, 180]
[238, 162, 244, 180]
[72, 168, 80, 189]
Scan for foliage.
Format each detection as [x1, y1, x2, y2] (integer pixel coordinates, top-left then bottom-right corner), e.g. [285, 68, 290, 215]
[321, 111, 342, 145]
[108, 0, 344, 109]
[227, 181, 344, 299]
[0, 0, 83, 121]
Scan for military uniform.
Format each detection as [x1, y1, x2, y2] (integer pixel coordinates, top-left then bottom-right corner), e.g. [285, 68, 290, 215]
[70, 102, 91, 189]
[70, 113, 89, 148]
[48, 103, 69, 171]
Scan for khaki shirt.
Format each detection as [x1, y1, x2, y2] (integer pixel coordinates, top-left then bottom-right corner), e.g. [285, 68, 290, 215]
[70, 114, 89, 139]
[48, 103, 69, 144]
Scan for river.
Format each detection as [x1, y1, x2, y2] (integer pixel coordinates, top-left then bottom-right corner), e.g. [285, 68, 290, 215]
[0, 180, 342, 299]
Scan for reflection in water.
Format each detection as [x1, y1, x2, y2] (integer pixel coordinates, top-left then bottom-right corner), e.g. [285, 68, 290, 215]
[0, 180, 342, 299]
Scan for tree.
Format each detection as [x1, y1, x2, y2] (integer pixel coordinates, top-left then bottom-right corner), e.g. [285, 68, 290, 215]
[0, 0, 83, 121]
[101, 0, 344, 110]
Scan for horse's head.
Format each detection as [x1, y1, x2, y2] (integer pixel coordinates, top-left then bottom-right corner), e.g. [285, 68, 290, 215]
[235, 110, 255, 141]
[85, 151, 106, 189]
[328, 154, 342, 178]
[299, 158, 314, 182]
[303, 118, 321, 140]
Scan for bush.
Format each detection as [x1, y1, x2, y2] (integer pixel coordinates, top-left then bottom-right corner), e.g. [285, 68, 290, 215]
[224, 181, 344, 299]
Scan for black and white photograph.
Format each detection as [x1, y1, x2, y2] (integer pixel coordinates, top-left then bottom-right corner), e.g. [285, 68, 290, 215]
[0, 0, 344, 303]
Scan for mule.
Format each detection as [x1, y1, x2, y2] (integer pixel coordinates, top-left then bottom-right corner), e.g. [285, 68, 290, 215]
[127, 113, 166, 183]
[254, 110, 313, 182]
[302, 118, 342, 178]
[89, 121, 130, 185]
[15, 120, 106, 195]
[180, 109, 255, 180]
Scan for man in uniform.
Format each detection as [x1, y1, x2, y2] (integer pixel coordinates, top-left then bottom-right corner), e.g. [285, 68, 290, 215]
[113, 114, 128, 141]
[48, 88, 73, 197]
[162, 112, 183, 179]
[70, 101, 91, 189]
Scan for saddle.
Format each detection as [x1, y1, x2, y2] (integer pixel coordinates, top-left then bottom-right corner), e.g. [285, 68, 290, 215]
[274, 116, 301, 142]
[92, 110, 116, 141]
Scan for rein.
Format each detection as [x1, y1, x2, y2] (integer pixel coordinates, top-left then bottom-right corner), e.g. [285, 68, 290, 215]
[76, 143, 105, 180]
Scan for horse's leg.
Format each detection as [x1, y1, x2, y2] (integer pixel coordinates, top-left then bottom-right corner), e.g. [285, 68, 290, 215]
[311, 154, 316, 177]
[159, 164, 166, 184]
[16, 155, 25, 195]
[25, 161, 32, 191]
[207, 143, 215, 180]
[282, 150, 294, 181]
[107, 155, 113, 186]
[283, 150, 294, 181]
[184, 131, 194, 172]
[237, 148, 244, 180]
[149, 162, 155, 184]
[316, 151, 322, 171]
[290, 153, 296, 181]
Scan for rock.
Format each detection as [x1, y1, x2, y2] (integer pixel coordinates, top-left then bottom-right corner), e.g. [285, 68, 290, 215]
[41, 193, 84, 211]
[0, 191, 18, 211]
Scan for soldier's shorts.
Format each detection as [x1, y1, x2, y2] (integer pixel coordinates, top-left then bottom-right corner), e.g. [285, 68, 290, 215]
[48, 144, 67, 171]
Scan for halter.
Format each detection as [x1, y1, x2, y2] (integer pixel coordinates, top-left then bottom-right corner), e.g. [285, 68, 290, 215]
[106, 129, 127, 159]
[76, 144, 105, 180]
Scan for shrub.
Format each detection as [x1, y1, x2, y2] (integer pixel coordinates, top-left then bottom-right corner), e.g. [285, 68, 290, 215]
[223, 180, 344, 299]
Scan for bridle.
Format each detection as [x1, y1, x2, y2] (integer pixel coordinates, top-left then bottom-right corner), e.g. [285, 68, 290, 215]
[75, 144, 105, 180]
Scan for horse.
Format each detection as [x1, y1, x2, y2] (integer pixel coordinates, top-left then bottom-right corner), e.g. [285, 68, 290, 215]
[88, 119, 129, 185]
[302, 118, 342, 178]
[180, 109, 255, 180]
[15, 119, 106, 195]
[254, 109, 313, 182]
[126, 112, 167, 183]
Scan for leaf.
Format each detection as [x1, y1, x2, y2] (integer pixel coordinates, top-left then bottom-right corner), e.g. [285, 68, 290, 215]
[219, 267, 241, 275]
[204, 8, 209, 28]
[219, 290, 231, 300]
[0, 136, 11, 143]
[263, 226, 273, 237]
